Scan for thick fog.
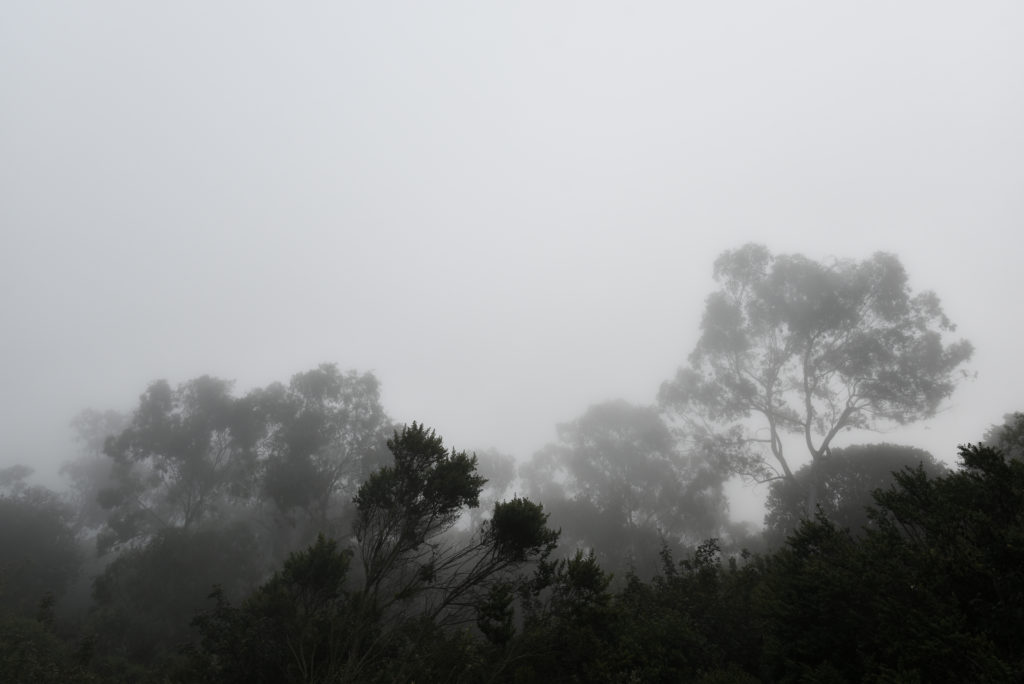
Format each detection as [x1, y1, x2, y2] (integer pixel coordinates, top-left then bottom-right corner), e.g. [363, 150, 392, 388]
[3, 2, 1022, 522]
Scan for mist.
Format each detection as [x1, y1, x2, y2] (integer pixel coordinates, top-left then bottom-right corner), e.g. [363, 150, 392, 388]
[4, 5, 1021, 519]
[3, 3, 1024, 680]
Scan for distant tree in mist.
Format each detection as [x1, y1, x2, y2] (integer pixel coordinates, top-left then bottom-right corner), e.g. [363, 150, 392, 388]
[63, 409, 128, 535]
[94, 364, 392, 554]
[982, 411, 1024, 461]
[97, 376, 262, 552]
[660, 244, 973, 516]
[521, 400, 729, 576]
[0, 470, 80, 618]
[253, 364, 392, 542]
[763, 443, 946, 544]
[72, 364, 394, 671]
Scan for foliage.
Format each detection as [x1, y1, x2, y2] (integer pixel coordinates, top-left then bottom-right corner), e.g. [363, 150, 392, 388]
[659, 244, 973, 506]
[90, 523, 264, 667]
[0, 608, 97, 684]
[871, 443, 1024, 671]
[347, 423, 558, 678]
[71, 409, 130, 460]
[186, 534, 354, 684]
[98, 376, 262, 551]
[60, 409, 129, 539]
[522, 400, 729, 577]
[94, 364, 391, 563]
[354, 422, 486, 598]
[602, 540, 764, 683]
[500, 549, 617, 683]
[764, 443, 946, 544]
[255, 364, 392, 531]
[983, 411, 1024, 461]
[759, 443, 1024, 681]
[0, 484, 80, 618]
[188, 422, 558, 683]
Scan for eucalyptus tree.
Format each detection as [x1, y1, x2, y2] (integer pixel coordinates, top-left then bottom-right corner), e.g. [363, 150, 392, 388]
[660, 244, 972, 515]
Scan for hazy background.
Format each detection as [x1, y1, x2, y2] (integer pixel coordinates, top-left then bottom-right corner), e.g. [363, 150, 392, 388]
[3, 2, 1022, 522]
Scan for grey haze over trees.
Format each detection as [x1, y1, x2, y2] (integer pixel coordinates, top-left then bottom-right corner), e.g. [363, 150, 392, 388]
[68, 365, 394, 669]
[521, 399, 731, 577]
[64, 409, 127, 536]
[97, 375, 264, 553]
[95, 364, 392, 555]
[659, 243, 974, 516]
[253, 364, 393, 543]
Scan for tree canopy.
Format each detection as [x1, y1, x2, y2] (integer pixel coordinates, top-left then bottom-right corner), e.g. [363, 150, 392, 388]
[98, 376, 261, 551]
[521, 400, 730, 577]
[763, 443, 946, 543]
[660, 244, 973, 511]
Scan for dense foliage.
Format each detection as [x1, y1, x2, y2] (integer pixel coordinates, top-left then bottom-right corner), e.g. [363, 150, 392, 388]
[8, 402, 1022, 682]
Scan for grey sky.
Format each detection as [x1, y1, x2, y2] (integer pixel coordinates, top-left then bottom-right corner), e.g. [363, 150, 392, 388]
[2, 3, 1022, 520]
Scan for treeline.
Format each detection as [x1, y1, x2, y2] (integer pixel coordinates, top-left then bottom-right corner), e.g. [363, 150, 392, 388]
[1, 244, 1000, 681]
[0, 362, 735, 681]
[1, 368, 1022, 681]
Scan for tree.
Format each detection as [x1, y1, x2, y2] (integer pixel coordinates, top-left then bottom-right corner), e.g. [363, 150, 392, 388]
[98, 376, 262, 552]
[0, 609, 98, 684]
[522, 400, 729, 576]
[764, 443, 946, 543]
[90, 523, 264, 668]
[660, 244, 972, 514]
[254, 364, 392, 536]
[601, 540, 764, 682]
[63, 409, 128, 536]
[507, 549, 617, 682]
[982, 411, 1024, 461]
[95, 365, 390, 556]
[0, 476, 80, 618]
[187, 423, 559, 683]
[758, 441, 1024, 681]
[185, 534, 355, 684]
[869, 442, 1024, 673]
[353, 424, 557, 630]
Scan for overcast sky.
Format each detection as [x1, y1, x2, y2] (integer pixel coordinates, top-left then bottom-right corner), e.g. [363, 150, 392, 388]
[3, 2, 1022, 519]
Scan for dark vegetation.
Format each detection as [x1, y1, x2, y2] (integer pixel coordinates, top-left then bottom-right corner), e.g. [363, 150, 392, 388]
[3, 245, 1017, 682]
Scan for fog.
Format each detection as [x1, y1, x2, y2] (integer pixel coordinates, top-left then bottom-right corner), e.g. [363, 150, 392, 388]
[3, 2, 1022, 523]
